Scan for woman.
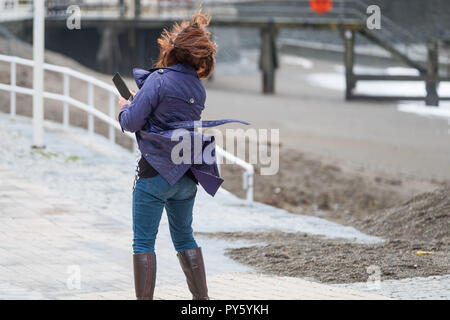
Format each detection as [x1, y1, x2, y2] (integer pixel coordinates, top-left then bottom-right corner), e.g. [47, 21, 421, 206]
[118, 9, 247, 300]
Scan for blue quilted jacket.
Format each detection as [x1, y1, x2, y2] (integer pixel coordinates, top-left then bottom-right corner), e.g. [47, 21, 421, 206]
[118, 63, 248, 196]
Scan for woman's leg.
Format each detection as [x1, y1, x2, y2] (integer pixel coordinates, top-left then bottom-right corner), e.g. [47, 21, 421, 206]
[164, 176, 198, 253]
[166, 176, 208, 300]
[132, 178, 165, 253]
[132, 177, 165, 300]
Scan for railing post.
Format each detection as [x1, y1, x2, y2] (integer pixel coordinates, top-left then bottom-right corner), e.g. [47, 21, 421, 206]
[216, 153, 221, 175]
[63, 73, 69, 128]
[88, 82, 94, 135]
[108, 91, 116, 143]
[32, 0, 45, 148]
[10, 61, 16, 120]
[243, 170, 254, 202]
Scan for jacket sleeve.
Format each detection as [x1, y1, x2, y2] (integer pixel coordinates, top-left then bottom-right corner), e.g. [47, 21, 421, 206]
[118, 73, 162, 133]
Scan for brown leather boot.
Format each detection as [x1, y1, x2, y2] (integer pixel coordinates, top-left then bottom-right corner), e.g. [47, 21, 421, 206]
[133, 252, 156, 300]
[177, 247, 209, 300]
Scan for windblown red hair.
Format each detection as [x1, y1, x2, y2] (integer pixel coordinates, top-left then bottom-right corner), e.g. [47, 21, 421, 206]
[156, 8, 217, 79]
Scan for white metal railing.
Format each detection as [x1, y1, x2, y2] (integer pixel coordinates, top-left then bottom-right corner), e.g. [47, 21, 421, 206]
[0, 53, 254, 201]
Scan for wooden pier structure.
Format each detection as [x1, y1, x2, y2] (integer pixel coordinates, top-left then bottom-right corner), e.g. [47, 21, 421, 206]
[2, 0, 449, 105]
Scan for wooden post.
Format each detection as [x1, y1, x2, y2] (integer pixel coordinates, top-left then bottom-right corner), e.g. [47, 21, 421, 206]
[426, 40, 439, 107]
[129, 27, 137, 72]
[259, 22, 278, 94]
[119, 0, 125, 17]
[343, 29, 355, 100]
[134, 0, 141, 18]
[97, 27, 122, 74]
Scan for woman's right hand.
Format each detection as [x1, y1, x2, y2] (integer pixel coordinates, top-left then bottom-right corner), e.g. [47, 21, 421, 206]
[118, 91, 136, 110]
[118, 96, 130, 110]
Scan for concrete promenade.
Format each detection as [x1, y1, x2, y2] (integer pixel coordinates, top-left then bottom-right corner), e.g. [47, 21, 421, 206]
[0, 164, 388, 300]
[1, 114, 448, 300]
[0, 114, 394, 300]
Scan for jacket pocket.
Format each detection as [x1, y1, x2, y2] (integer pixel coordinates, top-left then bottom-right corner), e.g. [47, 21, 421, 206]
[166, 93, 199, 106]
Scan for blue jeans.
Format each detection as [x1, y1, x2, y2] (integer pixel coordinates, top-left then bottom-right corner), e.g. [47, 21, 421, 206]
[132, 174, 198, 254]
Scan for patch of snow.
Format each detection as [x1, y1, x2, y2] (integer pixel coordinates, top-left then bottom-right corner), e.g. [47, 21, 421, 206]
[333, 65, 419, 76]
[281, 55, 313, 69]
[397, 101, 450, 120]
[357, 81, 427, 96]
[308, 72, 430, 96]
[307, 72, 345, 91]
[307, 65, 450, 122]
[386, 67, 420, 76]
[307, 69, 450, 97]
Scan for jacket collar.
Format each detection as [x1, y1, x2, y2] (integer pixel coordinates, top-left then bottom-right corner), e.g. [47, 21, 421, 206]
[165, 63, 198, 77]
[133, 63, 198, 89]
[133, 68, 151, 89]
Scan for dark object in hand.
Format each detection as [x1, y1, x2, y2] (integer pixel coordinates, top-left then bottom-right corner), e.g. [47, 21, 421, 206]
[113, 73, 133, 102]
